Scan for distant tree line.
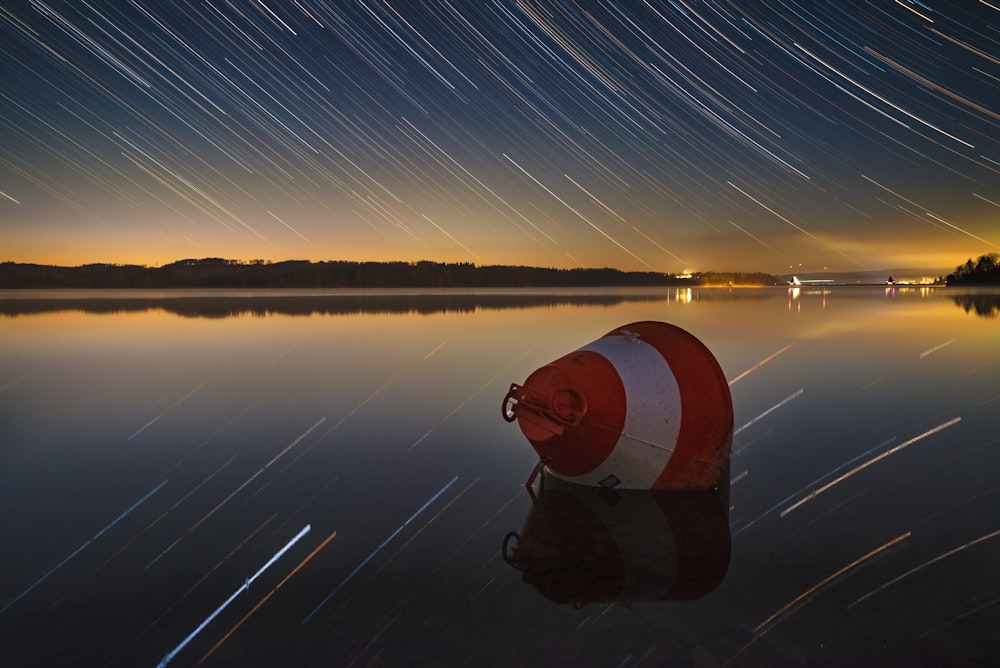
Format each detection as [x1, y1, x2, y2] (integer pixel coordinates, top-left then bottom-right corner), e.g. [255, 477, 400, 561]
[0, 258, 781, 289]
[947, 253, 1000, 285]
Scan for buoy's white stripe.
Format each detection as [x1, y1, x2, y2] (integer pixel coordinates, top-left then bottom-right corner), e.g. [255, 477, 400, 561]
[554, 334, 680, 488]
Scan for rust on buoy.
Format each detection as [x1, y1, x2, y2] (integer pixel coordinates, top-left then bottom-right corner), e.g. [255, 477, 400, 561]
[502, 321, 732, 491]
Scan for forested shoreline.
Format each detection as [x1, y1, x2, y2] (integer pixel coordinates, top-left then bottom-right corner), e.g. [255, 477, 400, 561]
[0, 258, 778, 289]
[946, 253, 1000, 285]
[4, 253, 997, 288]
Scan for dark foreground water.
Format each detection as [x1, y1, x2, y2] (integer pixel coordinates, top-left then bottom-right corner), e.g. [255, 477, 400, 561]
[1, 286, 998, 667]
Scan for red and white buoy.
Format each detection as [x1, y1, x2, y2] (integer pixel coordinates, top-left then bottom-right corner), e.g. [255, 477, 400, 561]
[502, 321, 732, 490]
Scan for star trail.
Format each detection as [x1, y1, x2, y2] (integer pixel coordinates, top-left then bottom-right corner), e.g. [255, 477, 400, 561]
[1, 1, 997, 273]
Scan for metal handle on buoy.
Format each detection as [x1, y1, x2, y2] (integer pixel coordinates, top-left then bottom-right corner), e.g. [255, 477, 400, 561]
[502, 382, 587, 431]
[502, 383, 521, 422]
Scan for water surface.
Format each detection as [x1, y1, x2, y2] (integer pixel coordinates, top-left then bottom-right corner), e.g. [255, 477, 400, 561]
[1, 287, 997, 666]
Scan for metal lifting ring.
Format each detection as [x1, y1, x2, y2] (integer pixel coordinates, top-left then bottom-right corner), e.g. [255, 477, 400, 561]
[501, 383, 520, 422]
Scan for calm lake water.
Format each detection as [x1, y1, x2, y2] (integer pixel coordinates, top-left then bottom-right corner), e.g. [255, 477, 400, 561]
[1, 286, 998, 666]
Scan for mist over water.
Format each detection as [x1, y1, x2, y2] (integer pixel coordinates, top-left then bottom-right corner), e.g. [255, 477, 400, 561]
[1, 287, 997, 666]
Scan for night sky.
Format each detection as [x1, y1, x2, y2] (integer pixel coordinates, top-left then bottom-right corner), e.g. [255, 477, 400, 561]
[2, 1, 998, 275]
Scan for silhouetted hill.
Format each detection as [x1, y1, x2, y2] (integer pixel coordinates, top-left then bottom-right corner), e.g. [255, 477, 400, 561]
[0, 259, 780, 289]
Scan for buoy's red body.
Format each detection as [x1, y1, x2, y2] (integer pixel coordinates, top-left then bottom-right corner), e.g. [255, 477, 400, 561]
[503, 321, 732, 490]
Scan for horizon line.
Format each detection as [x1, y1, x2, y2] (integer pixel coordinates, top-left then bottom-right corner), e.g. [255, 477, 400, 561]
[1, 256, 954, 277]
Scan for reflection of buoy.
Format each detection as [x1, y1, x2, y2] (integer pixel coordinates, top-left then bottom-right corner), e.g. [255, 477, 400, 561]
[502, 321, 732, 490]
[502, 472, 730, 605]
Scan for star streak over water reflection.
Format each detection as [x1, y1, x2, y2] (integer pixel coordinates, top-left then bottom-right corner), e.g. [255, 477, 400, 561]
[1, 286, 998, 666]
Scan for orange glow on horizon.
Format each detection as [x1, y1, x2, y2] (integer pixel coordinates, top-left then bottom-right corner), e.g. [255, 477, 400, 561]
[3, 212, 989, 276]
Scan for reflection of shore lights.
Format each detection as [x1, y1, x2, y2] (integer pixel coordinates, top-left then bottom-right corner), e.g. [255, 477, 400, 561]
[675, 288, 692, 303]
